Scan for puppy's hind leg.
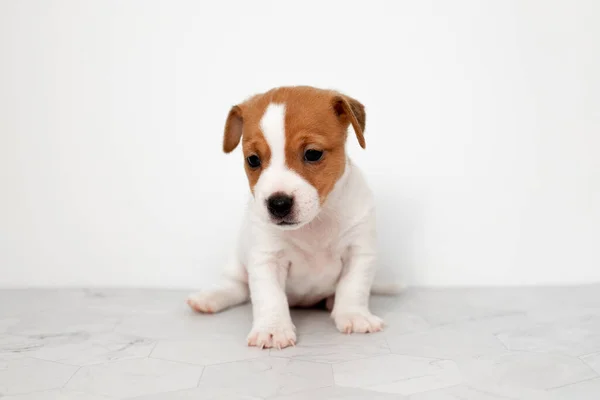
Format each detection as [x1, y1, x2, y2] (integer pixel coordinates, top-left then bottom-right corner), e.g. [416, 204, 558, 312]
[187, 259, 249, 314]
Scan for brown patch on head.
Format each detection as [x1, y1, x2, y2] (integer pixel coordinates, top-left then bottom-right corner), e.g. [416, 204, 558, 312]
[332, 95, 366, 149]
[222, 86, 366, 201]
[222, 96, 272, 192]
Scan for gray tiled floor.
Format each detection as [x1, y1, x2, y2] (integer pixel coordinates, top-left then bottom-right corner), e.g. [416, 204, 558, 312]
[1, 287, 600, 399]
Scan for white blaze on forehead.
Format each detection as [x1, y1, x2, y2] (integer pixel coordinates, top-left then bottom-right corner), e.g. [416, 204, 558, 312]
[259, 103, 286, 168]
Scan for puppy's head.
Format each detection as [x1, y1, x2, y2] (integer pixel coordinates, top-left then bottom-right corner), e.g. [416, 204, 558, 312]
[223, 86, 366, 229]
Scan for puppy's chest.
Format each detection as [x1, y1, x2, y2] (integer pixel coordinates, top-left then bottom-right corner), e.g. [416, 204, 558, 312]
[282, 225, 347, 305]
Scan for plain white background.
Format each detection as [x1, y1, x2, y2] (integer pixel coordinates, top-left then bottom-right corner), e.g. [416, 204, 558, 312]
[1, 0, 599, 288]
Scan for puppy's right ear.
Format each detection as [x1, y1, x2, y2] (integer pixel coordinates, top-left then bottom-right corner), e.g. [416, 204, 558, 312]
[223, 105, 243, 153]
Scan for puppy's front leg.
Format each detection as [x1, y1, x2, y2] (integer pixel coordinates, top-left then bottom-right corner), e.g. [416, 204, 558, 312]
[247, 257, 296, 349]
[332, 220, 383, 334]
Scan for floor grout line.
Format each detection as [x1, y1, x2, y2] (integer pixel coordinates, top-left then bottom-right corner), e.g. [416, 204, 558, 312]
[196, 365, 206, 387]
[147, 340, 160, 358]
[547, 375, 600, 391]
[61, 365, 82, 389]
[579, 350, 600, 360]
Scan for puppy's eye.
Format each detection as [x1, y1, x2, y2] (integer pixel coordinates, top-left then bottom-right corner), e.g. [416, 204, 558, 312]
[246, 155, 261, 168]
[304, 149, 323, 163]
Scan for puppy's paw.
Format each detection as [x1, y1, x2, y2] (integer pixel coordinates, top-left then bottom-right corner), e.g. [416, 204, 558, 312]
[247, 322, 297, 350]
[187, 291, 226, 314]
[333, 311, 384, 334]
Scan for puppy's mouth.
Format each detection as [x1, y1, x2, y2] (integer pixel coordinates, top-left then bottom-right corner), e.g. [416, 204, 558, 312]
[276, 221, 298, 227]
[270, 217, 302, 229]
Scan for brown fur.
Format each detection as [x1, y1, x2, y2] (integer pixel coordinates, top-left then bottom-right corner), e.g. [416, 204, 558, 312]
[222, 86, 366, 201]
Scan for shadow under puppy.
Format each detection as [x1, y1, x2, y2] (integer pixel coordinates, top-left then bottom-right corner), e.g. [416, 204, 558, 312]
[188, 86, 390, 349]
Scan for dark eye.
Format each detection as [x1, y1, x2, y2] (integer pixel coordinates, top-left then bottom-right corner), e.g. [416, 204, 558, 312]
[304, 149, 323, 163]
[246, 155, 261, 168]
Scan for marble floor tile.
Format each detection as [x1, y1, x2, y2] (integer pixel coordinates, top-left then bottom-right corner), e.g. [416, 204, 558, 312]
[2, 389, 114, 400]
[0, 334, 41, 360]
[150, 333, 264, 365]
[115, 306, 252, 340]
[1, 331, 154, 366]
[581, 351, 600, 374]
[7, 311, 120, 337]
[377, 308, 432, 336]
[439, 312, 532, 336]
[546, 377, 600, 400]
[270, 385, 406, 399]
[199, 357, 333, 398]
[0, 358, 79, 395]
[81, 289, 191, 316]
[497, 314, 600, 357]
[459, 351, 598, 397]
[388, 289, 523, 326]
[333, 354, 462, 395]
[65, 357, 204, 398]
[386, 325, 509, 360]
[272, 330, 390, 363]
[0, 317, 19, 334]
[407, 384, 517, 400]
[0, 290, 88, 318]
[130, 386, 264, 399]
[29, 332, 156, 366]
[1, 287, 600, 399]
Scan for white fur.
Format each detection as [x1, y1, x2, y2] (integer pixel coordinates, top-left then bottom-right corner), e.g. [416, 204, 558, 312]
[188, 102, 382, 349]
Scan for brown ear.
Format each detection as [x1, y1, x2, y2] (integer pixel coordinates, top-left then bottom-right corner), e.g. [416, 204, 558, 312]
[223, 105, 243, 153]
[332, 95, 366, 149]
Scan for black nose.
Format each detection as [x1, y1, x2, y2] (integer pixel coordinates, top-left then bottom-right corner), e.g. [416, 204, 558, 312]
[267, 194, 294, 218]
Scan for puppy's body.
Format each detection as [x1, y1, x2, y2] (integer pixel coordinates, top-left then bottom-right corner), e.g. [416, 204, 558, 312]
[188, 86, 382, 349]
[236, 158, 375, 308]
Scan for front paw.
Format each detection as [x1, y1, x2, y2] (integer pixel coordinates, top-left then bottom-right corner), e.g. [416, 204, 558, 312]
[333, 310, 384, 334]
[247, 322, 297, 350]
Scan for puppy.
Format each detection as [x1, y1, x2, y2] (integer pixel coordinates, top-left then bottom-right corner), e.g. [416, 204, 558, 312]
[188, 86, 383, 349]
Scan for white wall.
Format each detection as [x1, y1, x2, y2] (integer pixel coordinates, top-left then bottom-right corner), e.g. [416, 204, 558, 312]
[1, 0, 599, 288]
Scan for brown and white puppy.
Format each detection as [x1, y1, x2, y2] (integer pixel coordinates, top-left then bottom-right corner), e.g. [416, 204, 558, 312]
[188, 86, 385, 349]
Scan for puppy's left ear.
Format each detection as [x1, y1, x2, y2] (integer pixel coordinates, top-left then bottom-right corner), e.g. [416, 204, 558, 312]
[332, 95, 366, 149]
[223, 105, 243, 153]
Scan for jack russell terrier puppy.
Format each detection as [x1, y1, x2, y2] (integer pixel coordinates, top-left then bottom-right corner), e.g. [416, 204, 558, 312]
[188, 86, 389, 349]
